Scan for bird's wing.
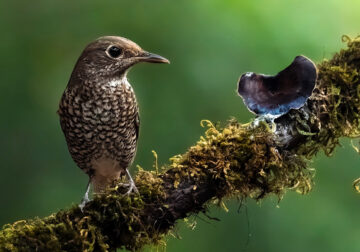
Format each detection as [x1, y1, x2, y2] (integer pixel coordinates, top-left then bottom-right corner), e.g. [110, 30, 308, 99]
[134, 112, 140, 140]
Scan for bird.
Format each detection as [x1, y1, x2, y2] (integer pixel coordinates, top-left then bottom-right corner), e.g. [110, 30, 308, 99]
[237, 55, 317, 119]
[58, 36, 169, 208]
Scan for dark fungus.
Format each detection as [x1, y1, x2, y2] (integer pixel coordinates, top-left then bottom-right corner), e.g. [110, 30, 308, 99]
[237, 55, 317, 117]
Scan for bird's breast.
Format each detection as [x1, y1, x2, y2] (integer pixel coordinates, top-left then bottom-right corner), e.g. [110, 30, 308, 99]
[59, 78, 139, 173]
[84, 79, 138, 123]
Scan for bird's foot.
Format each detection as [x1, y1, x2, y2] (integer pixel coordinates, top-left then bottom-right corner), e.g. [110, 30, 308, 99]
[125, 169, 139, 195]
[125, 180, 139, 195]
[79, 195, 90, 212]
[79, 180, 91, 212]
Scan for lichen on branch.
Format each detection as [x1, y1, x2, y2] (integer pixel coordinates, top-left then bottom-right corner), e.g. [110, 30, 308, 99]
[1, 36, 360, 252]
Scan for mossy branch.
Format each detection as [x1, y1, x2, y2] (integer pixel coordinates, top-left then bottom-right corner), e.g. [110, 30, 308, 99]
[1, 36, 360, 252]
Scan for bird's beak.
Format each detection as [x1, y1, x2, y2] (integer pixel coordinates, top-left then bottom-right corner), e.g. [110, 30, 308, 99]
[136, 51, 170, 64]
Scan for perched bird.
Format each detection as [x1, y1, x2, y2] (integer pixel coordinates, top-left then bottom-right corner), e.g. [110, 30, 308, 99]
[237, 55, 317, 118]
[58, 36, 169, 207]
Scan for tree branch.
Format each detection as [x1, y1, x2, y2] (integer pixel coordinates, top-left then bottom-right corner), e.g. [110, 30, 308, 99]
[1, 36, 360, 252]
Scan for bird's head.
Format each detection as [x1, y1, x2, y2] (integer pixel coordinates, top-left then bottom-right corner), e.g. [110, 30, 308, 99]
[70, 36, 170, 83]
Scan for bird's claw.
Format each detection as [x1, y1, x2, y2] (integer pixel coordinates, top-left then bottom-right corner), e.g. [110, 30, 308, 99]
[79, 180, 91, 212]
[124, 169, 139, 195]
[79, 194, 90, 212]
[125, 181, 139, 195]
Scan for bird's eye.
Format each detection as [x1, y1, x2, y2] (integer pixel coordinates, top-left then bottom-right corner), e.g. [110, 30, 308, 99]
[107, 46, 122, 58]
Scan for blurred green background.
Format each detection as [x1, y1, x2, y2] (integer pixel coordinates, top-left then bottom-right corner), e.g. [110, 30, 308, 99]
[1, 0, 360, 251]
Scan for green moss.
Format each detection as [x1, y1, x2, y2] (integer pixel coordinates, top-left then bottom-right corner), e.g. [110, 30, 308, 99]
[0, 175, 168, 251]
[292, 35, 360, 157]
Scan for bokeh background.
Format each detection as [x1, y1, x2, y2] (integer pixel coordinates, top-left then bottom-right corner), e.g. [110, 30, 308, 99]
[1, 0, 360, 251]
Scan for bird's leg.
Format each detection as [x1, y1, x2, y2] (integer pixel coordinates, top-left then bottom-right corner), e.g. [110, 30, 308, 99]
[125, 169, 139, 194]
[79, 178, 91, 211]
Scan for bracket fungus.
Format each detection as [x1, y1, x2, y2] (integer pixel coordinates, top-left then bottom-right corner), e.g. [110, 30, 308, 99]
[237, 55, 317, 117]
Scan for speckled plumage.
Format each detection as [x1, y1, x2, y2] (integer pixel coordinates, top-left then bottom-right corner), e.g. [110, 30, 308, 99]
[59, 77, 139, 192]
[58, 36, 169, 193]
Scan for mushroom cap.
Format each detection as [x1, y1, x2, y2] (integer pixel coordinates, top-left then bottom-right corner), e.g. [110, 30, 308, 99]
[237, 55, 317, 116]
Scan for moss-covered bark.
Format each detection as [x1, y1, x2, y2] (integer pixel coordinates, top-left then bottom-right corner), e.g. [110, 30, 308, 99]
[1, 36, 360, 252]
